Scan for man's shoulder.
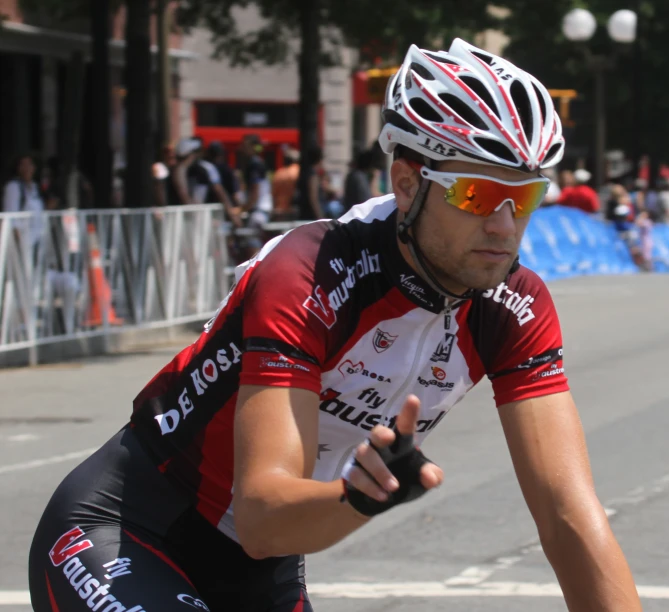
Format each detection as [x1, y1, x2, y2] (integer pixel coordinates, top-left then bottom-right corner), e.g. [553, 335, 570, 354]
[475, 265, 551, 327]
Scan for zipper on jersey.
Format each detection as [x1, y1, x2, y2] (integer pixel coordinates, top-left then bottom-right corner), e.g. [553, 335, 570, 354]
[444, 301, 452, 330]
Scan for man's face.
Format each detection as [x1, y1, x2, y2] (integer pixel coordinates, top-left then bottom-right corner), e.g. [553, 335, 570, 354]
[396, 159, 537, 295]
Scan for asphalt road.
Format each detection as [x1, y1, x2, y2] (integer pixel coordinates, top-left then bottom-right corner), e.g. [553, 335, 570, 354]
[1, 274, 668, 611]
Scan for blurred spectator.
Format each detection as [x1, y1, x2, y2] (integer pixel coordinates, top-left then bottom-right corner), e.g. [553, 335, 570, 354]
[152, 144, 179, 207]
[238, 134, 272, 226]
[630, 178, 663, 222]
[321, 172, 344, 218]
[170, 138, 200, 205]
[342, 149, 373, 212]
[2, 154, 45, 253]
[558, 169, 574, 190]
[297, 145, 325, 220]
[206, 142, 243, 209]
[606, 184, 634, 224]
[657, 179, 669, 222]
[541, 168, 562, 206]
[188, 141, 241, 227]
[271, 147, 300, 221]
[557, 168, 600, 214]
[635, 210, 654, 271]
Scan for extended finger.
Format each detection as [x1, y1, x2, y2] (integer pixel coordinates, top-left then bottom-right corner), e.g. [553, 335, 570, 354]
[394, 394, 421, 436]
[368, 425, 396, 449]
[355, 442, 399, 493]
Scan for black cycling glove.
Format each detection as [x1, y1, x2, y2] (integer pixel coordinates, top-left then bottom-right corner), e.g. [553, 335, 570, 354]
[341, 427, 432, 517]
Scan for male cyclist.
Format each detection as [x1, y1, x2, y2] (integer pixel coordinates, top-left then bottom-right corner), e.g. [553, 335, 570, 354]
[29, 39, 641, 611]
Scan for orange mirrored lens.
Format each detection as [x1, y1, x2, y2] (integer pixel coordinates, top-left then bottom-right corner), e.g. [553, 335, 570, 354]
[443, 176, 548, 218]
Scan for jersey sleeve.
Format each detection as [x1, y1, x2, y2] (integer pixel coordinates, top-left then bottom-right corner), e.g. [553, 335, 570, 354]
[477, 268, 569, 407]
[237, 225, 333, 394]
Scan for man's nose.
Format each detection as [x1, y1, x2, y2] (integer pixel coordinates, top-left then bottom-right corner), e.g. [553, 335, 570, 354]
[483, 201, 517, 237]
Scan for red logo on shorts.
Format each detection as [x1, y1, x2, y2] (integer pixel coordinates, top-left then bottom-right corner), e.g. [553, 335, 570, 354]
[49, 527, 94, 567]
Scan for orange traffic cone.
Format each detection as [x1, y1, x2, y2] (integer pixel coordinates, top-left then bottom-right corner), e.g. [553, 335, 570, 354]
[84, 223, 123, 326]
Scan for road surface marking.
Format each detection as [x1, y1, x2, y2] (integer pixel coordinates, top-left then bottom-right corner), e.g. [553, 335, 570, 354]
[0, 448, 97, 475]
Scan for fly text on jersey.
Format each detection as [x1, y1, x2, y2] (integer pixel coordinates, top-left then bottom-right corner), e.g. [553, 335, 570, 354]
[481, 282, 535, 326]
[303, 250, 381, 328]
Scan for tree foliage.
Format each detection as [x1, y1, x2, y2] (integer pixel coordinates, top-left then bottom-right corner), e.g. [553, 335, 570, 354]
[493, 0, 669, 170]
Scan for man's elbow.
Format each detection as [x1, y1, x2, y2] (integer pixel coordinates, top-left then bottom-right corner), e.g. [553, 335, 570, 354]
[233, 496, 278, 560]
[536, 497, 611, 559]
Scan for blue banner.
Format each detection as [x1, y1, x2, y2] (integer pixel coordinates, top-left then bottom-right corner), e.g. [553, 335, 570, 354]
[521, 205, 668, 281]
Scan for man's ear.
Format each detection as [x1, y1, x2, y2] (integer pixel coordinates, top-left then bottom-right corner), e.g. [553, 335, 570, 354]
[391, 159, 420, 213]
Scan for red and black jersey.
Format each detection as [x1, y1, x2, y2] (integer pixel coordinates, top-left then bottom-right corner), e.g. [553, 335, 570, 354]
[130, 194, 569, 540]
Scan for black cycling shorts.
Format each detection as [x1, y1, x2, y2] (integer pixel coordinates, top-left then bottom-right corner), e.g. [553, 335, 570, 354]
[28, 426, 313, 612]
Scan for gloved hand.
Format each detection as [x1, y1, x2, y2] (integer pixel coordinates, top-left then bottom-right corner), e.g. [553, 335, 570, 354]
[340, 394, 443, 517]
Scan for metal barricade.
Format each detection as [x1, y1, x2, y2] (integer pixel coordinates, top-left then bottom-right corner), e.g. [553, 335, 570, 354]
[0, 205, 307, 364]
[0, 205, 241, 363]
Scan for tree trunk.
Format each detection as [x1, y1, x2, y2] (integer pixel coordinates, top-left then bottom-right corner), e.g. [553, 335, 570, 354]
[90, 0, 112, 208]
[156, 0, 171, 151]
[297, 0, 321, 219]
[124, 0, 153, 209]
[59, 51, 85, 209]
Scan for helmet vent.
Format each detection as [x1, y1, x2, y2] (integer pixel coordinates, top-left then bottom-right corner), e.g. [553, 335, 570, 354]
[410, 62, 435, 81]
[424, 52, 460, 66]
[543, 142, 563, 165]
[473, 137, 517, 163]
[460, 76, 500, 118]
[409, 98, 443, 122]
[382, 109, 419, 135]
[532, 83, 547, 123]
[438, 93, 488, 130]
[510, 80, 533, 142]
[471, 51, 494, 66]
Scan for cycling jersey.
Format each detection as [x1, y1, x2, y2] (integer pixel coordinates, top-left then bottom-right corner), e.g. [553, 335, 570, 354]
[30, 194, 568, 611]
[131, 193, 568, 542]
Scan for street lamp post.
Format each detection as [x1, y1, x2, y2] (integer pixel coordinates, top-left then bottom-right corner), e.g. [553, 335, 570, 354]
[562, 8, 637, 192]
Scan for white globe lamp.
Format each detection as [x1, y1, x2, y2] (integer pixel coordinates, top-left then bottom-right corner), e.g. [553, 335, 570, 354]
[608, 10, 637, 43]
[562, 8, 597, 41]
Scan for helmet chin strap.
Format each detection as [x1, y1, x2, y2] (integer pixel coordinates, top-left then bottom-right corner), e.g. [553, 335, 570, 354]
[396, 170, 520, 302]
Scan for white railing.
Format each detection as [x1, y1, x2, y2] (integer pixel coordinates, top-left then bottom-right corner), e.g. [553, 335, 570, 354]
[0, 205, 302, 363]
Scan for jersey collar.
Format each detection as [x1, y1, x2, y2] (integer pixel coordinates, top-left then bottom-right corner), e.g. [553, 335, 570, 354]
[383, 210, 446, 313]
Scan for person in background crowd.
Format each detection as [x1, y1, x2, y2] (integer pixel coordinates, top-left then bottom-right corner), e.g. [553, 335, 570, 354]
[297, 145, 325, 220]
[188, 139, 242, 227]
[2, 154, 45, 253]
[238, 134, 273, 223]
[557, 168, 600, 214]
[657, 178, 669, 223]
[171, 138, 200, 205]
[206, 142, 244, 209]
[635, 210, 654, 271]
[321, 171, 344, 218]
[558, 169, 574, 190]
[237, 134, 273, 254]
[152, 144, 179, 207]
[541, 167, 562, 205]
[271, 147, 300, 221]
[630, 178, 662, 222]
[342, 148, 373, 212]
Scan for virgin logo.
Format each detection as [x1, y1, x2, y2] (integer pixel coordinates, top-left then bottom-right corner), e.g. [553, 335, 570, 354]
[49, 527, 94, 567]
[303, 285, 336, 329]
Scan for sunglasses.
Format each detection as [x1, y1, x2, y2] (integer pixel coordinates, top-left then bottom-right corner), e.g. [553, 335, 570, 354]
[408, 163, 550, 218]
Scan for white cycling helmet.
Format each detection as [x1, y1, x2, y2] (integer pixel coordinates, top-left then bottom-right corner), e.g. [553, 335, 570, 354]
[379, 39, 565, 171]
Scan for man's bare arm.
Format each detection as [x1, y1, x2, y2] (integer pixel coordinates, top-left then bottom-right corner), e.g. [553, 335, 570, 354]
[499, 391, 641, 611]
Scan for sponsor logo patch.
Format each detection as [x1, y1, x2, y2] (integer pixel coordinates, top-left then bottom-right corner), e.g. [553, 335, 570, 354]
[481, 282, 536, 326]
[373, 328, 398, 353]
